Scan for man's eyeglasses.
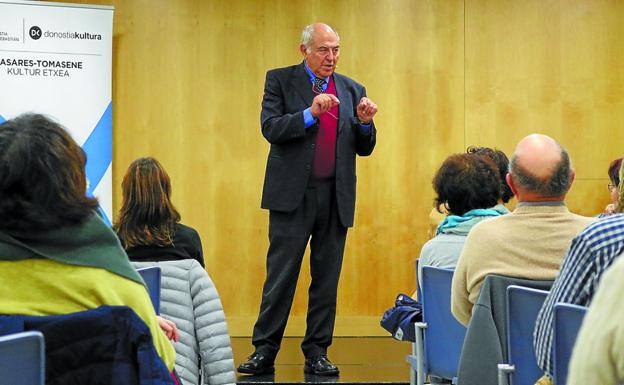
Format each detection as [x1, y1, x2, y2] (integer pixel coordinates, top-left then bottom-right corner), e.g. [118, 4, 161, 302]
[311, 84, 338, 120]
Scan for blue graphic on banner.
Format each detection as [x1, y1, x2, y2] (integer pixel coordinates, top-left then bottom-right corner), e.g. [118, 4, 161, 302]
[83, 102, 112, 225]
[0, 115, 5, 124]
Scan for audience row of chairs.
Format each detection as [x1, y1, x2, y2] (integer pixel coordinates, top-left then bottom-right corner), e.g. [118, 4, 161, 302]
[406, 266, 587, 385]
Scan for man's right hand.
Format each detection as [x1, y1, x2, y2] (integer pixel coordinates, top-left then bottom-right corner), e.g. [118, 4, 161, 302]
[310, 94, 340, 118]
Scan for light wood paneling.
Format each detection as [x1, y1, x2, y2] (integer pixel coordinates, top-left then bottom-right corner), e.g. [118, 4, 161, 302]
[49, 0, 624, 336]
[465, 0, 624, 215]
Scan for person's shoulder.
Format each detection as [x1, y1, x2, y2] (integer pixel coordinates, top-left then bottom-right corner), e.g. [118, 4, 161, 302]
[267, 63, 302, 78]
[426, 233, 467, 246]
[567, 211, 599, 225]
[577, 213, 624, 241]
[469, 214, 507, 233]
[175, 223, 200, 238]
[421, 234, 466, 257]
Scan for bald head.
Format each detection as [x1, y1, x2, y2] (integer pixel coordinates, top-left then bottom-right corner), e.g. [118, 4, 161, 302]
[509, 134, 574, 200]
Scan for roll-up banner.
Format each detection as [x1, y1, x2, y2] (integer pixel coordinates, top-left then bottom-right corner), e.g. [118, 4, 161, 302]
[0, 0, 114, 224]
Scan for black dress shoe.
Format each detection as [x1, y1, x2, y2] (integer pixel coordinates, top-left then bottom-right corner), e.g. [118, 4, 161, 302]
[237, 352, 275, 375]
[304, 355, 339, 376]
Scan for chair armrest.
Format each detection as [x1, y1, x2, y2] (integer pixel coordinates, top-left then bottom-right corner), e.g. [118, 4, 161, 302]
[497, 363, 514, 385]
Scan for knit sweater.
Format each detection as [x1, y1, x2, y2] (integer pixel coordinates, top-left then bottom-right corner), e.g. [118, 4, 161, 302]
[451, 203, 595, 325]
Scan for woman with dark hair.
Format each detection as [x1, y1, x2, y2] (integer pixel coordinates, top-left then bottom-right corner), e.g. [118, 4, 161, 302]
[115, 157, 204, 267]
[428, 146, 513, 237]
[418, 153, 505, 287]
[0, 114, 175, 372]
[466, 146, 514, 204]
[601, 157, 622, 216]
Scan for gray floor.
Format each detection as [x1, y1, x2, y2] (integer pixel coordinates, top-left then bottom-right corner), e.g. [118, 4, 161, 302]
[233, 337, 412, 384]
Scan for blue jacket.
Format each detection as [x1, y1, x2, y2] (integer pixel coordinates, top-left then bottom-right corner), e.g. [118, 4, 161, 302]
[0, 305, 175, 385]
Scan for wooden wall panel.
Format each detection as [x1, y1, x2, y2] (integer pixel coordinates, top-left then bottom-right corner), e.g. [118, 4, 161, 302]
[465, 0, 624, 216]
[49, 0, 624, 336]
[51, 0, 464, 335]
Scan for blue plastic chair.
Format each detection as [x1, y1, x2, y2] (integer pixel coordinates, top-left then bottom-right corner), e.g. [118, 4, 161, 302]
[137, 266, 162, 314]
[407, 266, 466, 385]
[498, 285, 549, 385]
[552, 303, 587, 385]
[0, 331, 45, 385]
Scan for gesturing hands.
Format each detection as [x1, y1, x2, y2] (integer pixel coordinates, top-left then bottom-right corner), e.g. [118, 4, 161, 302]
[310, 94, 340, 118]
[310, 94, 377, 124]
[356, 97, 378, 124]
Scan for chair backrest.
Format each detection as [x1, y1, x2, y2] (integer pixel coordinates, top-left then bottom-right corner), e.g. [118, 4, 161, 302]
[552, 303, 587, 385]
[0, 331, 45, 385]
[0, 306, 175, 384]
[137, 266, 162, 314]
[506, 285, 550, 385]
[421, 266, 466, 380]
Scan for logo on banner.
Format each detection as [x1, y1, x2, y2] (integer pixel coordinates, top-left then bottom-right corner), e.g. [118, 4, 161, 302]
[28, 25, 102, 41]
[29, 26, 42, 40]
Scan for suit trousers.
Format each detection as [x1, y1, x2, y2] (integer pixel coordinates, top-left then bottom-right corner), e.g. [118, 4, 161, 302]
[252, 179, 348, 359]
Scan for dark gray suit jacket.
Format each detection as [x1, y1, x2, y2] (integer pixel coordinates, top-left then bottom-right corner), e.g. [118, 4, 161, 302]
[260, 62, 376, 228]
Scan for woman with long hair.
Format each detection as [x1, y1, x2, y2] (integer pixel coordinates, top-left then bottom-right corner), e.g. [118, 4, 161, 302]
[115, 157, 204, 267]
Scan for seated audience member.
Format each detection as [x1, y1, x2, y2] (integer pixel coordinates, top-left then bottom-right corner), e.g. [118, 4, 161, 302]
[427, 146, 514, 237]
[116, 159, 236, 385]
[451, 134, 595, 325]
[600, 157, 622, 216]
[566, 253, 624, 385]
[0, 114, 175, 369]
[418, 153, 504, 287]
[115, 157, 205, 267]
[533, 163, 624, 385]
[466, 146, 515, 209]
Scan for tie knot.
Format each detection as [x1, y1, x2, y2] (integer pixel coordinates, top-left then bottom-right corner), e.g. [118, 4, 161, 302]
[313, 77, 325, 93]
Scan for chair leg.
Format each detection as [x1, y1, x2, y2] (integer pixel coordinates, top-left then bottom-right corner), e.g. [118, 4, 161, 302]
[497, 363, 514, 385]
[415, 322, 427, 385]
[407, 340, 418, 385]
[409, 353, 416, 385]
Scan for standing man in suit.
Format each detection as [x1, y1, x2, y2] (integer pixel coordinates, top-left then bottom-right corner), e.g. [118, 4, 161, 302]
[237, 23, 378, 376]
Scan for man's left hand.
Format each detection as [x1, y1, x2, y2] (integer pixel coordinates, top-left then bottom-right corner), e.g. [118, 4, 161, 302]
[356, 97, 378, 124]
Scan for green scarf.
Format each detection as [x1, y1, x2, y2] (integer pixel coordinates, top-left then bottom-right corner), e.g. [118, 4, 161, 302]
[0, 213, 142, 284]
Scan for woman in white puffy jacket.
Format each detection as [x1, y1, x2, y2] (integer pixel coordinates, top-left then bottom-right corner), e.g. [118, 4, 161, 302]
[115, 157, 235, 385]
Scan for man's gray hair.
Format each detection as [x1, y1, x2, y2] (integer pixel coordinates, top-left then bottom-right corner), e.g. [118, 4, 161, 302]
[301, 23, 340, 51]
[510, 146, 572, 197]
